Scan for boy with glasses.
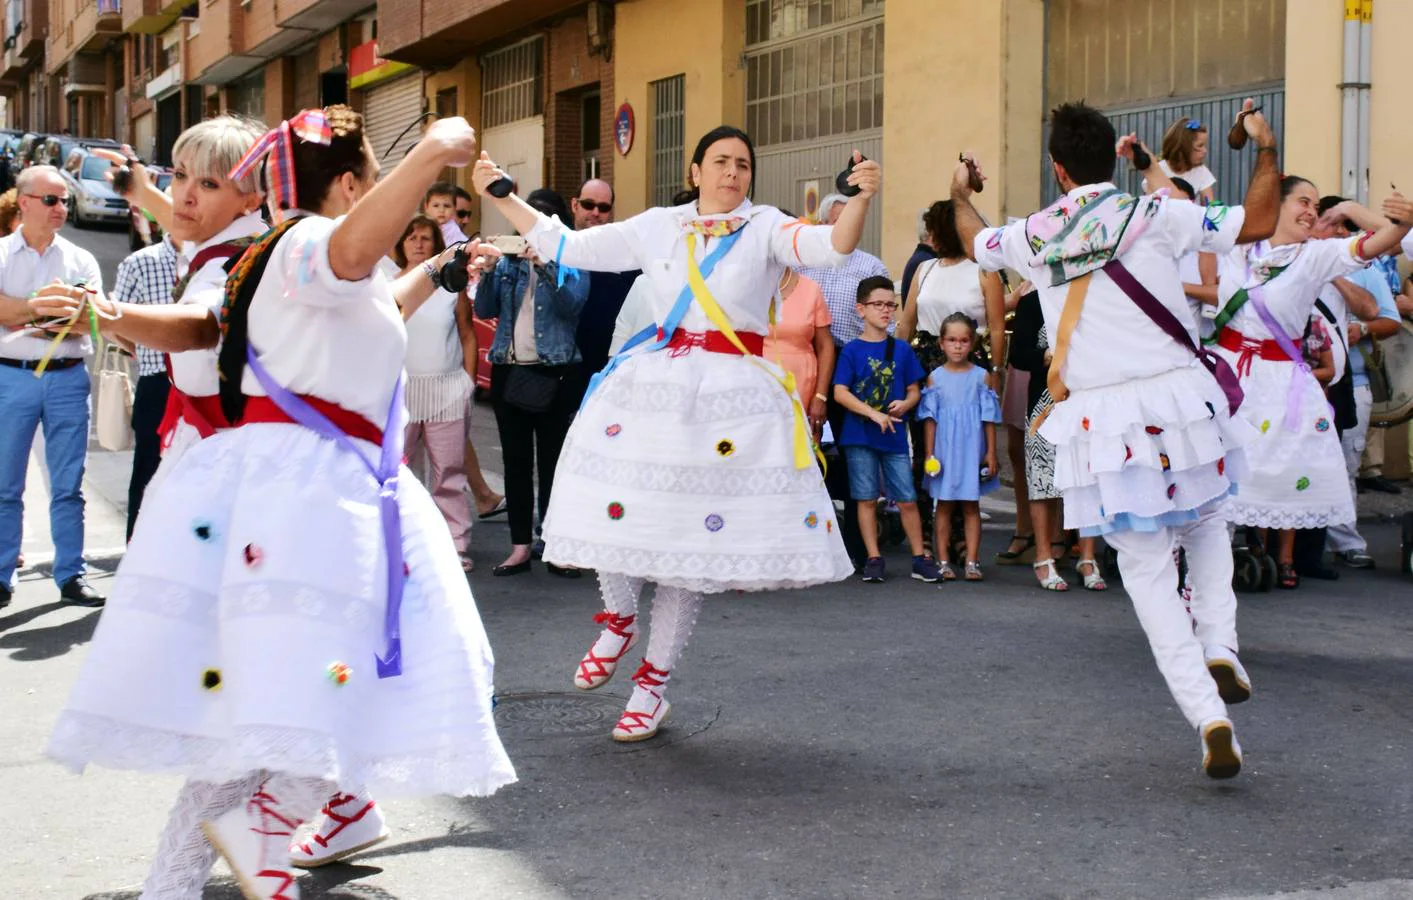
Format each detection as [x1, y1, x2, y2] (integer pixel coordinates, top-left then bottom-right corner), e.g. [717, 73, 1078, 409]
[832, 275, 939, 584]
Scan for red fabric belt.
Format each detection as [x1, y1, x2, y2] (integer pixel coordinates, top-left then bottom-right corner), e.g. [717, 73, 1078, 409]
[665, 328, 764, 357]
[1216, 326, 1294, 377]
[157, 390, 383, 447]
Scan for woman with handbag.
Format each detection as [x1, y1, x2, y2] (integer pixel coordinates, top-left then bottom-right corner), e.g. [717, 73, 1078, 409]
[471, 127, 872, 742]
[472, 187, 590, 578]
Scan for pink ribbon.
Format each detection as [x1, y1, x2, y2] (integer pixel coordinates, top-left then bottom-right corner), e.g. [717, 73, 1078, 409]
[228, 109, 333, 214]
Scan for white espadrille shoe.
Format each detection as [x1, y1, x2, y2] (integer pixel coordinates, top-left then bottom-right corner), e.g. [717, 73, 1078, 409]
[289, 790, 390, 868]
[574, 611, 639, 690]
[611, 661, 671, 742]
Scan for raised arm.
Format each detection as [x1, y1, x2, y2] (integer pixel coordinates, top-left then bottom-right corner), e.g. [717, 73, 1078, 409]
[828, 152, 881, 255]
[950, 153, 988, 263]
[1329, 195, 1413, 261]
[328, 118, 477, 282]
[1233, 101, 1280, 244]
[1118, 135, 1174, 195]
[91, 146, 175, 237]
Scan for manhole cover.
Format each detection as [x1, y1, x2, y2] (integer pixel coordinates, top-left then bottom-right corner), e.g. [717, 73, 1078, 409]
[494, 691, 627, 739]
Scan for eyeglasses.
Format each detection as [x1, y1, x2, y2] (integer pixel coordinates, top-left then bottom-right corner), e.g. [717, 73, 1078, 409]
[24, 193, 68, 207]
[861, 300, 899, 310]
[1184, 119, 1204, 131]
[576, 198, 613, 213]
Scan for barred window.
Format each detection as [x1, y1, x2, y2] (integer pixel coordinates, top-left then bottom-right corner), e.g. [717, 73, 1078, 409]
[745, 2, 884, 148]
[650, 74, 685, 208]
[482, 37, 544, 129]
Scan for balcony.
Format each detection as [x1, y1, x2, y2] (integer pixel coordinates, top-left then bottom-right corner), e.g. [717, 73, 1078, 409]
[377, 0, 583, 68]
[123, 0, 189, 35]
[4, 0, 49, 63]
[47, 0, 125, 72]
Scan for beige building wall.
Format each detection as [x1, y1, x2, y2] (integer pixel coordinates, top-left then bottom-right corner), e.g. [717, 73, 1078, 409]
[424, 59, 484, 228]
[611, 0, 746, 216]
[1282, 0, 1342, 192]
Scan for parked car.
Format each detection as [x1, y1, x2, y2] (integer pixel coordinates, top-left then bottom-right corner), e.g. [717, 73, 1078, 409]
[473, 313, 494, 395]
[61, 148, 130, 227]
[128, 166, 172, 250]
[38, 135, 121, 170]
[10, 132, 49, 181]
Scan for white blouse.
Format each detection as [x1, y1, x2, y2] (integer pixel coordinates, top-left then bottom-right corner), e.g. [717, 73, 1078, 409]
[975, 183, 1246, 391]
[404, 286, 464, 376]
[244, 215, 408, 425]
[914, 257, 985, 334]
[167, 211, 268, 397]
[523, 199, 846, 335]
[1215, 237, 1365, 341]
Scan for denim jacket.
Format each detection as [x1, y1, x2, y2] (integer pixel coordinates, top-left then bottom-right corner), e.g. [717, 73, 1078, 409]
[474, 255, 590, 366]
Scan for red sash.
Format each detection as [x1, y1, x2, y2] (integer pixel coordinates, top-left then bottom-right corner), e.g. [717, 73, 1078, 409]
[665, 328, 765, 357]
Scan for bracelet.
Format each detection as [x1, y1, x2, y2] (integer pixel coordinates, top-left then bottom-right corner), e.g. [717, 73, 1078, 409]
[814, 393, 828, 403]
[421, 260, 442, 288]
[1256, 145, 1278, 154]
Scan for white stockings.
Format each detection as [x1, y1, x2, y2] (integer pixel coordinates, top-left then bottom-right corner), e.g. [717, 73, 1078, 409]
[595, 573, 705, 679]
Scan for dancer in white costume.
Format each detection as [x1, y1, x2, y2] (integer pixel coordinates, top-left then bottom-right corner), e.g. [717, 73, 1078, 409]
[1210, 176, 1411, 587]
[957, 100, 1281, 779]
[44, 108, 515, 900]
[472, 126, 868, 741]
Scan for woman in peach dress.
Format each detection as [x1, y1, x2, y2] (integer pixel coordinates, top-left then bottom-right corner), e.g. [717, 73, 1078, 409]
[765, 269, 834, 439]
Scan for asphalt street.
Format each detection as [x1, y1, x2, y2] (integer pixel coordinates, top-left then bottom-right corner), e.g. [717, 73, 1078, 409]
[4, 224, 1413, 899]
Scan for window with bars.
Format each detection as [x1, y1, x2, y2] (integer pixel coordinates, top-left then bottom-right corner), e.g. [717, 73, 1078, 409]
[481, 37, 544, 129]
[650, 74, 685, 208]
[744, 2, 884, 148]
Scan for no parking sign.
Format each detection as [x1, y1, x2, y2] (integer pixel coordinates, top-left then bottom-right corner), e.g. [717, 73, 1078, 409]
[615, 103, 635, 156]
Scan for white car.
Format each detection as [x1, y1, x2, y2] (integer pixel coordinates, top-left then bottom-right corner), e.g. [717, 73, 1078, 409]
[62, 149, 130, 227]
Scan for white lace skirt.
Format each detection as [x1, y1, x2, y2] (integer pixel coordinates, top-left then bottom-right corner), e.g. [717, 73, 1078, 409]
[48, 423, 517, 799]
[542, 347, 854, 592]
[1212, 348, 1355, 529]
[1039, 363, 1255, 533]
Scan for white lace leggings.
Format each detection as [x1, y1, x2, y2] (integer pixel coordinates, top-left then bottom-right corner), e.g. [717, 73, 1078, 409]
[599, 573, 704, 673]
[141, 772, 332, 900]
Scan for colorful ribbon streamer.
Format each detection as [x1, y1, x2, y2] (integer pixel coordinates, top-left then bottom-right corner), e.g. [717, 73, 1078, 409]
[229, 109, 333, 214]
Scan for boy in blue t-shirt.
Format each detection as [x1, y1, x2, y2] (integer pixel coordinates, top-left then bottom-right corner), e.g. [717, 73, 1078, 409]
[832, 275, 939, 584]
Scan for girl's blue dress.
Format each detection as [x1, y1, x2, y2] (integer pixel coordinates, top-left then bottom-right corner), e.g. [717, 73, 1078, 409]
[918, 364, 1002, 501]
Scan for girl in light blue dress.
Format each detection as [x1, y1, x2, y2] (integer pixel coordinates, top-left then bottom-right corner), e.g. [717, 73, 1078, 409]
[919, 312, 1002, 581]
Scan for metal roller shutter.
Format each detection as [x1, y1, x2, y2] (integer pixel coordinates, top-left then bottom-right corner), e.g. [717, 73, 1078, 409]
[362, 73, 424, 175]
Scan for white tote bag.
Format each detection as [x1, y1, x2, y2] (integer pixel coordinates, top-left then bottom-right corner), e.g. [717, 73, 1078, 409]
[95, 344, 135, 452]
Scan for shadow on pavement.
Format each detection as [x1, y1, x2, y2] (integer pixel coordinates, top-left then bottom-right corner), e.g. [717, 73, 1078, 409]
[0, 607, 100, 660]
[83, 868, 403, 899]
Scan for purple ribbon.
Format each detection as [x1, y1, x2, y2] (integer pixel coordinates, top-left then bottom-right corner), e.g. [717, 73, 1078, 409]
[1246, 287, 1323, 433]
[244, 345, 409, 678]
[1103, 260, 1244, 416]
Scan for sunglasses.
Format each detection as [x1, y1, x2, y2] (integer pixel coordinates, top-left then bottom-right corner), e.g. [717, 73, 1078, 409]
[577, 198, 613, 213]
[455, 209, 472, 219]
[1184, 119, 1204, 131]
[25, 193, 69, 207]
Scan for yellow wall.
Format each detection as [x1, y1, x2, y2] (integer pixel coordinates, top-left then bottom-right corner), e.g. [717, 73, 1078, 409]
[424, 59, 485, 231]
[611, 0, 745, 216]
[883, 0, 1044, 269]
[1282, 0, 1343, 193]
[1368, 0, 1413, 202]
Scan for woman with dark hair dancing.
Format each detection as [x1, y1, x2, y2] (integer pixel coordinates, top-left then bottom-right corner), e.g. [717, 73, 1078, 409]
[47, 107, 514, 899]
[473, 126, 876, 741]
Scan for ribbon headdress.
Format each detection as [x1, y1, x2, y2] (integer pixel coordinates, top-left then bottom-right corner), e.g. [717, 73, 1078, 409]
[229, 109, 333, 215]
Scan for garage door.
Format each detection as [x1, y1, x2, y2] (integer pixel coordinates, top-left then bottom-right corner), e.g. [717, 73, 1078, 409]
[363, 72, 424, 175]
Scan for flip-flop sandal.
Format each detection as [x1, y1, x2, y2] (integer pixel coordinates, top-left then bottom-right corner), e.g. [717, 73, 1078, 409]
[477, 497, 508, 520]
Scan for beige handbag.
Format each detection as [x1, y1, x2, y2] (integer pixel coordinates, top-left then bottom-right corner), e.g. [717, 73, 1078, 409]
[95, 344, 135, 452]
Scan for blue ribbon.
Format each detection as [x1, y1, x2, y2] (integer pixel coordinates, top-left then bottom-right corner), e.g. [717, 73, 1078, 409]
[579, 225, 749, 410]
[244, 345, 409, 678]
[552, 233, 580, 290]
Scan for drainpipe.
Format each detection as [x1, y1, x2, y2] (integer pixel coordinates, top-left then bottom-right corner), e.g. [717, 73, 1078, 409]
[1356, 0, 1372, 204]
[1339, 0, 1360, 200]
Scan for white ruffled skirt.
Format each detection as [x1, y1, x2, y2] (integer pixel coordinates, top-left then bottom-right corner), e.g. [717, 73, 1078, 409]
[1039, 363, 1255, 534]
[542, 347, 854, 592]
[48, 422, 517, 799]
[1212, 348, 1355, 529]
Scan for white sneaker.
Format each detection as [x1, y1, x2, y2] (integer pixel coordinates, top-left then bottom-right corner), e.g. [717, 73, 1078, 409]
[574, 612, 638, 690]
[289, 790, 390, 868]
[611, 661, 670, 742]
[1204, 645, 1252, 704]
[1199, 717, 1243, 780]
[202, 787, 302, 900]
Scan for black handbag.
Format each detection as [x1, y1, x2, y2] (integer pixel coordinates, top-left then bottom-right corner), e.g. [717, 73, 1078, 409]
[503, 365, 562, 413]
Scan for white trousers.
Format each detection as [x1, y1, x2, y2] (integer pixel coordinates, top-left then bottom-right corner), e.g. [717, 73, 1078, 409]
[1328, 384, 1372, 554]
[1106, 521, 1228, 729]
[1172, 505, 1239, 653]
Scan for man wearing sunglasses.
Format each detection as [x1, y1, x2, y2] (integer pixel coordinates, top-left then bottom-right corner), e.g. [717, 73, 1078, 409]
[571, 178, 640, 383]
[0, 165, 107, 610]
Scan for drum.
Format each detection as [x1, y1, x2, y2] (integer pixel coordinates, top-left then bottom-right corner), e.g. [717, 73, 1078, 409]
[1371, 319, 1413, 426]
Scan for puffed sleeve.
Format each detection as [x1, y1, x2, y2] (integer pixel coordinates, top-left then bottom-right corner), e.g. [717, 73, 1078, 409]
[524, 209, 658, 273]
[978, 382, 1003, 423]
[1163, 198, 1247, 257]
[269, 215, 374, 308]
[916, 385, 941, 422]
[1304, 235, 1371, 286]
[763, 207, 848, 269]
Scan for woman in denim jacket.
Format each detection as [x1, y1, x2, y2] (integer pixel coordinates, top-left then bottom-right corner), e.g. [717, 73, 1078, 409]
[474, 188, 590, 576]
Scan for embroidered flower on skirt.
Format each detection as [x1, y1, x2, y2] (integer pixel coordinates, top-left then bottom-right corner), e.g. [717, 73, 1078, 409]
[607, 502, 626, 521]
[1296, 476, 1311, 491]
[804, 511, 820, 529]
[327, 662, 352, 686]
[704, 514, 724, 532]
[1315, 417, 1330, 433]
[605, 423, 623, 437]
[202, 669, 222, 691]
[716, 439, 736, 458]
[242, 543, 263, 567]
[192, 521, 215, 541]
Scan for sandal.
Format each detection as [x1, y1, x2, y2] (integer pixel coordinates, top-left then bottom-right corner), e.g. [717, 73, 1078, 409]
[995, 533, 1036, 566]
[964, 561, 983, 581]
[1076, 558, 1107, 591]
[1277, 562, 1299, 590]
[1033, 559, 1069, 591]
[938, 561, 957, 582]
[477, 496, 508, 520]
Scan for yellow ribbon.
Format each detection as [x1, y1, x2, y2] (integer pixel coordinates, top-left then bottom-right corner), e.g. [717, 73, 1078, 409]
[31, 302, 100, 377]
[684, 233, 816, 470]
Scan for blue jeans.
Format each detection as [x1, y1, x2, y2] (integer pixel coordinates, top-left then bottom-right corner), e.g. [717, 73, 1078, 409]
[0, 362, 90, 588]
[843, 445, 916, 503]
